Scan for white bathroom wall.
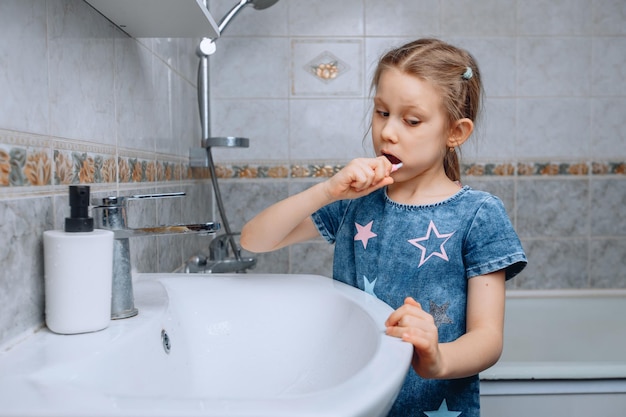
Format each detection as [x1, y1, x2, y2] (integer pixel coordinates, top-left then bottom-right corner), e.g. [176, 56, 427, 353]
[208, 0, 626, 164]
[1, 0, 625, 348]
[0, 0, 213, 346]
[207, 0, 626, 289]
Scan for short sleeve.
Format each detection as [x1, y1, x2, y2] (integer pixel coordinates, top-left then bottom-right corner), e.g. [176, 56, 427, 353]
[463, 195, 527, 280]
[311, 199, 352, 244]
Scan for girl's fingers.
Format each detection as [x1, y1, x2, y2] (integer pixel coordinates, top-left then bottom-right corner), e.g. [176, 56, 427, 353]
[404, 296, 420, 307]
[349, 157, 393, 192]
[385, 300, 423, 327]
[327, 156, 395, 198]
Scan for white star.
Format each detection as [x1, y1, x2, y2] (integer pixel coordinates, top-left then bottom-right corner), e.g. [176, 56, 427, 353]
[354, 221, 377, 249]
[363, 275, 378, 298]
[424, 399, 462, 417]
[408, 220, 454, 267]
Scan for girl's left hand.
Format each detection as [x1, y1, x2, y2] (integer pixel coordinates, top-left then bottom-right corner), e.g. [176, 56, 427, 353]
[385, 297, 443, 378]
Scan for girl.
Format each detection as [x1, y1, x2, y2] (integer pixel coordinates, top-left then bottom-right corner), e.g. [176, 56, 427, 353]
[241, 38, 527, 417]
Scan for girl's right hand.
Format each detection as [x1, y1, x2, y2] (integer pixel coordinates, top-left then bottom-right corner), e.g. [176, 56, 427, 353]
[322, 156, 395, 201]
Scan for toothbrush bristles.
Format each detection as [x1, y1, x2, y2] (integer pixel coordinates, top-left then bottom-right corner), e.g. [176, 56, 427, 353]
[391, 163, 403, 173]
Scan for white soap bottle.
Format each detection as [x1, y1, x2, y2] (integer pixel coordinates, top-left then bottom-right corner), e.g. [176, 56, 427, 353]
[43, 185, 114, 334]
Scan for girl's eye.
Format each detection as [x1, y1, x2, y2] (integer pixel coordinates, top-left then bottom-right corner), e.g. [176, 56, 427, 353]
[406, 119, 421, 126]
[376, 110, 389, 118]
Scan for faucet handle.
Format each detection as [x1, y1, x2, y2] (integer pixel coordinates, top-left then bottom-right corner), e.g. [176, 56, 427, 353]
[92, 192, 188, 231]
[93, 192, 186, 207]
[129, 192, 186, 201]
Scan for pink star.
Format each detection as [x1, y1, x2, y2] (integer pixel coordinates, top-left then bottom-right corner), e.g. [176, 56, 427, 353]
[408, 220, 455, 267]
[354, 221, 377, 249]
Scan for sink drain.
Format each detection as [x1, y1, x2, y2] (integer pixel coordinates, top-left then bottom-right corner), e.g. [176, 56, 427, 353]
[161, 329, 171, 354]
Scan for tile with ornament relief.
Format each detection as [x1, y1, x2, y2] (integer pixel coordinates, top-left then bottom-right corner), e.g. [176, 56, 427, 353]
[291, 39, 363, 97]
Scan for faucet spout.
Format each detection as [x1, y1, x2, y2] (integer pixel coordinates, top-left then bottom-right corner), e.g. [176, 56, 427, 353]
[92, 193, 220, 319]
[112, 223, 218, 239]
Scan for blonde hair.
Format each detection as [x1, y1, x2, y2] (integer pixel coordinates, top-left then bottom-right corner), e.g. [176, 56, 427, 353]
[371, 39, 483, 182]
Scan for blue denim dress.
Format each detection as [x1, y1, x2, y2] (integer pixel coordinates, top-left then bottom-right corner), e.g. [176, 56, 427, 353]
[312, 186, 527, 417]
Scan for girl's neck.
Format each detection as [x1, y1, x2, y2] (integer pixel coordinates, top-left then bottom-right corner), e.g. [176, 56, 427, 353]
[387, 173, 462, 206]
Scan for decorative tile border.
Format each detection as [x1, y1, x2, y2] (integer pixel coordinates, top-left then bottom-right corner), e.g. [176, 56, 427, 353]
[2, 148, 625, 188]
[0, 131, 192, 190]
[1, 129, 624, 189]
[211, 161, 626, 179]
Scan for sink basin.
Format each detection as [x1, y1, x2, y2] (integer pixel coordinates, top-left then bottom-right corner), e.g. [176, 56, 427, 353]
[0, 274, 412, 417]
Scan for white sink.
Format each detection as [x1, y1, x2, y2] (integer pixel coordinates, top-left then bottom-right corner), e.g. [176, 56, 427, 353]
[0, 274, 412, 417]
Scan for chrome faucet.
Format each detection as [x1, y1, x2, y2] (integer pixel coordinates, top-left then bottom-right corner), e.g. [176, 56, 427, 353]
[181, 232, 257, 274]
[92, 192, 219, 319]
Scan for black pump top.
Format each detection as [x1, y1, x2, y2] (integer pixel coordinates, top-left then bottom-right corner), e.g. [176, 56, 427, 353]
[65, 185, 94, 232]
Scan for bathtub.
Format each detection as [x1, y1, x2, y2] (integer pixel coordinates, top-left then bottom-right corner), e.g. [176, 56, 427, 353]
[480, 289, 626, 417]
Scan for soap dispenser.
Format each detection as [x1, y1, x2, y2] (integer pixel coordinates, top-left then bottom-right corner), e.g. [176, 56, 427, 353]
[43, 185, 114, 334]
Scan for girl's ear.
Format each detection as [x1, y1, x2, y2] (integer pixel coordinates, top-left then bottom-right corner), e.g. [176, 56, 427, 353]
[447, 118, 474, 148]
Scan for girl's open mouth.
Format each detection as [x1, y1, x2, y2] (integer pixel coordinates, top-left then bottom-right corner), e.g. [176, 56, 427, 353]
[383, 153, 402, 165]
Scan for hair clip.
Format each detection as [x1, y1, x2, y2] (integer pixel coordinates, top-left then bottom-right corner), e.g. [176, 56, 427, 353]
[462, 66, 473, 80]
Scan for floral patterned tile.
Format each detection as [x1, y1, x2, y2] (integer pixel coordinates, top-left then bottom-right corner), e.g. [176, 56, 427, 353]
[1, 129, 625, 189]
[53, 150, 116, 184]
[207, 161, 626, 179]
[517, 161, 590, 176]
[1, 146, 52, 187]
[1, 144, 190, 191]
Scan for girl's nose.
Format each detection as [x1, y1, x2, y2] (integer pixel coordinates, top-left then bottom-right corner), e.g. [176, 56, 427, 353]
[380, 119, 399, 143]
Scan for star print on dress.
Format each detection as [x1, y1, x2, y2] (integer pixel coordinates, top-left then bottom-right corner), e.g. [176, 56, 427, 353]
[408, 220, 455, 267]
[354, 220, 377, 249]
[424, 399, 462, 417]
[363, 275, 378, 298]
[429, 301, 453, 327]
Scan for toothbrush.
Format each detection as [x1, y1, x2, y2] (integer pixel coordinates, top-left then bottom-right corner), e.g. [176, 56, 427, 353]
[391, 163, 403, 173]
